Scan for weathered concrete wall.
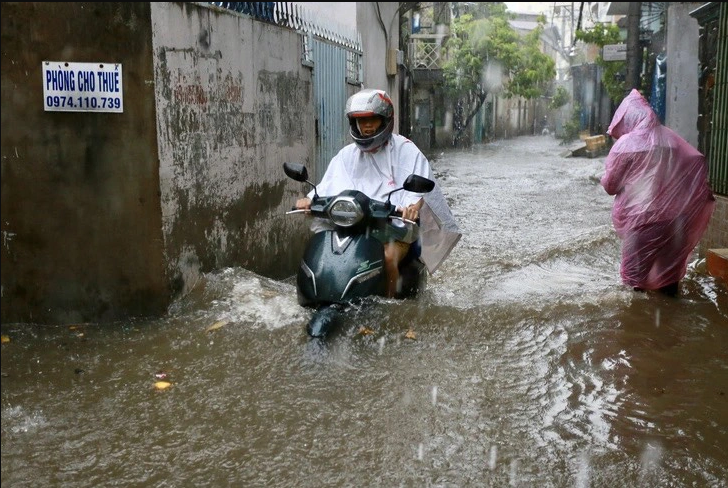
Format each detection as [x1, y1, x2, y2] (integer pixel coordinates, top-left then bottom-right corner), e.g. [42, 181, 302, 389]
[492, 96, 539, 140]
[1, 2, 168, 324]
[151, 3, 314, 298]
[1, 2, 314, 324]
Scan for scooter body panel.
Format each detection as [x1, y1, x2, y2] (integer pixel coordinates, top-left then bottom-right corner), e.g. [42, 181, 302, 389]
[296, 230, 386, 306]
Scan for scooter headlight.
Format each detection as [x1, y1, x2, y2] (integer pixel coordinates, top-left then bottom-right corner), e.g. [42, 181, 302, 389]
[328, 196, 364, 227]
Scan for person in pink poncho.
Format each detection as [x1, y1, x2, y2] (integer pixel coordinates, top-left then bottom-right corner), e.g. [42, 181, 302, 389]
[601, 89, 715, 296]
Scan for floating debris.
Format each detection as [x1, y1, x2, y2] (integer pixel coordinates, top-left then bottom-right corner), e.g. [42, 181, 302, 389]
[154, 381, 172, 390]
[154, 371, 169, 381]
[357, 326, 375, 336]
[204, 320, 229, 333]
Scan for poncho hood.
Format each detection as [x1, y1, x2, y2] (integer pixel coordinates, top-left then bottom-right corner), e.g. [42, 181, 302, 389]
[607, 89, 660, 139]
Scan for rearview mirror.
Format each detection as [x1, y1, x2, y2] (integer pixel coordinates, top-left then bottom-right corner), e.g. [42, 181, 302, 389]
[403, 174, 435, 193]
[283, 162, 308, 182]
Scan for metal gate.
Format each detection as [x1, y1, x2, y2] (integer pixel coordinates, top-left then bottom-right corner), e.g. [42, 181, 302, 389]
[412, 100, 431, 150]
[299, 21, 362, 181]
[710, 4, 727, 195]
[311, 38, 352, 179]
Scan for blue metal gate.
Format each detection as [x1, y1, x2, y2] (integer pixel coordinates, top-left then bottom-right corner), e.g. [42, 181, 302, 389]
[312, 38, 352, 179]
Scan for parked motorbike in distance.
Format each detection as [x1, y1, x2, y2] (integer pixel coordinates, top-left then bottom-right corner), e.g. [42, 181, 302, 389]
[283, 162, 435, 339]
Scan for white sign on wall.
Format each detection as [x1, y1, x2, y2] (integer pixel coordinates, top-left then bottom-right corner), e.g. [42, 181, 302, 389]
[602, 44, 627, 62]
[42, 61, 123, 113]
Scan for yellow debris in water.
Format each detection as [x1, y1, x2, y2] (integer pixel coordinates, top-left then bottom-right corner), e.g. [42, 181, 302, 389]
[204, 320, 229, 333]
[358, 326, 375, 336]
[154, 381, 172, 390]
[404, 329, 417, 340]
[1, 335, 10, 344]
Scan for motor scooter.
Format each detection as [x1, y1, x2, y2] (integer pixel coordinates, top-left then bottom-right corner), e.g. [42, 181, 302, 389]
[283, 162, 436, 338]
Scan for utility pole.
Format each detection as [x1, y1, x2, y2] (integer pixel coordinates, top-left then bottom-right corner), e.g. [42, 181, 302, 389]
[625, 2, 642, 93]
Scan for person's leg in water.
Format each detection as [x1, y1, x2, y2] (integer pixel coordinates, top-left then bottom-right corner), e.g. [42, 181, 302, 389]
[653, 217, 686, 297]
[621, 223, 659, 292]
[383, 240, 410, 298]
[658, 282, 679, 296]
[626, 220, 683, 296]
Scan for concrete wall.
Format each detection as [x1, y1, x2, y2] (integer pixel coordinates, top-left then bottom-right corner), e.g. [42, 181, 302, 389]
[700, 195, 728, 257]
[491, 96, 540, 140]
[1, 2, 314, 324]
[295, 2, 357, 31]
[1, 3, 167, 324]
[357, 2, 400, 131]
[665, 2, 701, 148]
[151, 3, 313, 298]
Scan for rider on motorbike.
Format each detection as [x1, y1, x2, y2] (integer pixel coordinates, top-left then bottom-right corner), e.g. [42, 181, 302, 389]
[295, 88, 433, 298]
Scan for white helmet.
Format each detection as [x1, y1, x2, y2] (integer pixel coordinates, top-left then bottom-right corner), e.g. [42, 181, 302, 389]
[345, 89, 394, 152]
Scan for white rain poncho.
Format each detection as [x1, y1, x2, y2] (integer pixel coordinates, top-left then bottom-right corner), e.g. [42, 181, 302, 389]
[601, 89, 715, 289]
[308, 133, 461, 273]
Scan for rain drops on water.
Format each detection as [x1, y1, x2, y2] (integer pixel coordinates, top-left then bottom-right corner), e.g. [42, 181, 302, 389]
[488, 445, 497, 470]
[377, 336, 386, 355]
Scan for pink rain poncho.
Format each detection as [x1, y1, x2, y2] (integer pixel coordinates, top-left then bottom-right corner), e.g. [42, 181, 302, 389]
[601, 89, 715, 290]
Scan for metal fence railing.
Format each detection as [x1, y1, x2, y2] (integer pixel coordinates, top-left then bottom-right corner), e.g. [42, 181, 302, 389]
[211, 2, 275, 21]
[408, 34, 448, 69]
[210, 2, 360, 48]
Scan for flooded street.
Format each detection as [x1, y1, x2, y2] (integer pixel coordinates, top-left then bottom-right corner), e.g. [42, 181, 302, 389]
[2, 134, 727, 487]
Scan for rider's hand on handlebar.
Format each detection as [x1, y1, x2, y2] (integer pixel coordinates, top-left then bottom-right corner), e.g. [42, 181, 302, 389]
[399, 202, 422, 222]
[295, 197, 312, 210]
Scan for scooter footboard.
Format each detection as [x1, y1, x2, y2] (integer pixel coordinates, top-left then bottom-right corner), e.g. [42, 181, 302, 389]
[297, 230, 385, 305]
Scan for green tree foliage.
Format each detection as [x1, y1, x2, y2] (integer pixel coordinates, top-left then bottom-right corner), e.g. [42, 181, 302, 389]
[575, 23, 626, 105]
[443, 3, 555, 145]
[558, 103, 582, 145]
[549, 85, 569, 109]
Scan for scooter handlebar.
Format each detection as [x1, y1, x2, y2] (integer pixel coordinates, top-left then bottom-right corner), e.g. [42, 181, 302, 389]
[390, 215, 419, 226]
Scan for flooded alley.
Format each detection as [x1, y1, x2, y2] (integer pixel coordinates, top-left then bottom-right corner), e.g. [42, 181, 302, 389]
[2, 134, 727, 487]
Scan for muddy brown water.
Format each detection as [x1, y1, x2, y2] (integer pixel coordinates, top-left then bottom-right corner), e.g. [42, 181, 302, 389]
[2, 135, 727, 487]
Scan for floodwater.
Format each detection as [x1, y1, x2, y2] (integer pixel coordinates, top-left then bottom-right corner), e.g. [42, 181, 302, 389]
[2, 135, 727, 487]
